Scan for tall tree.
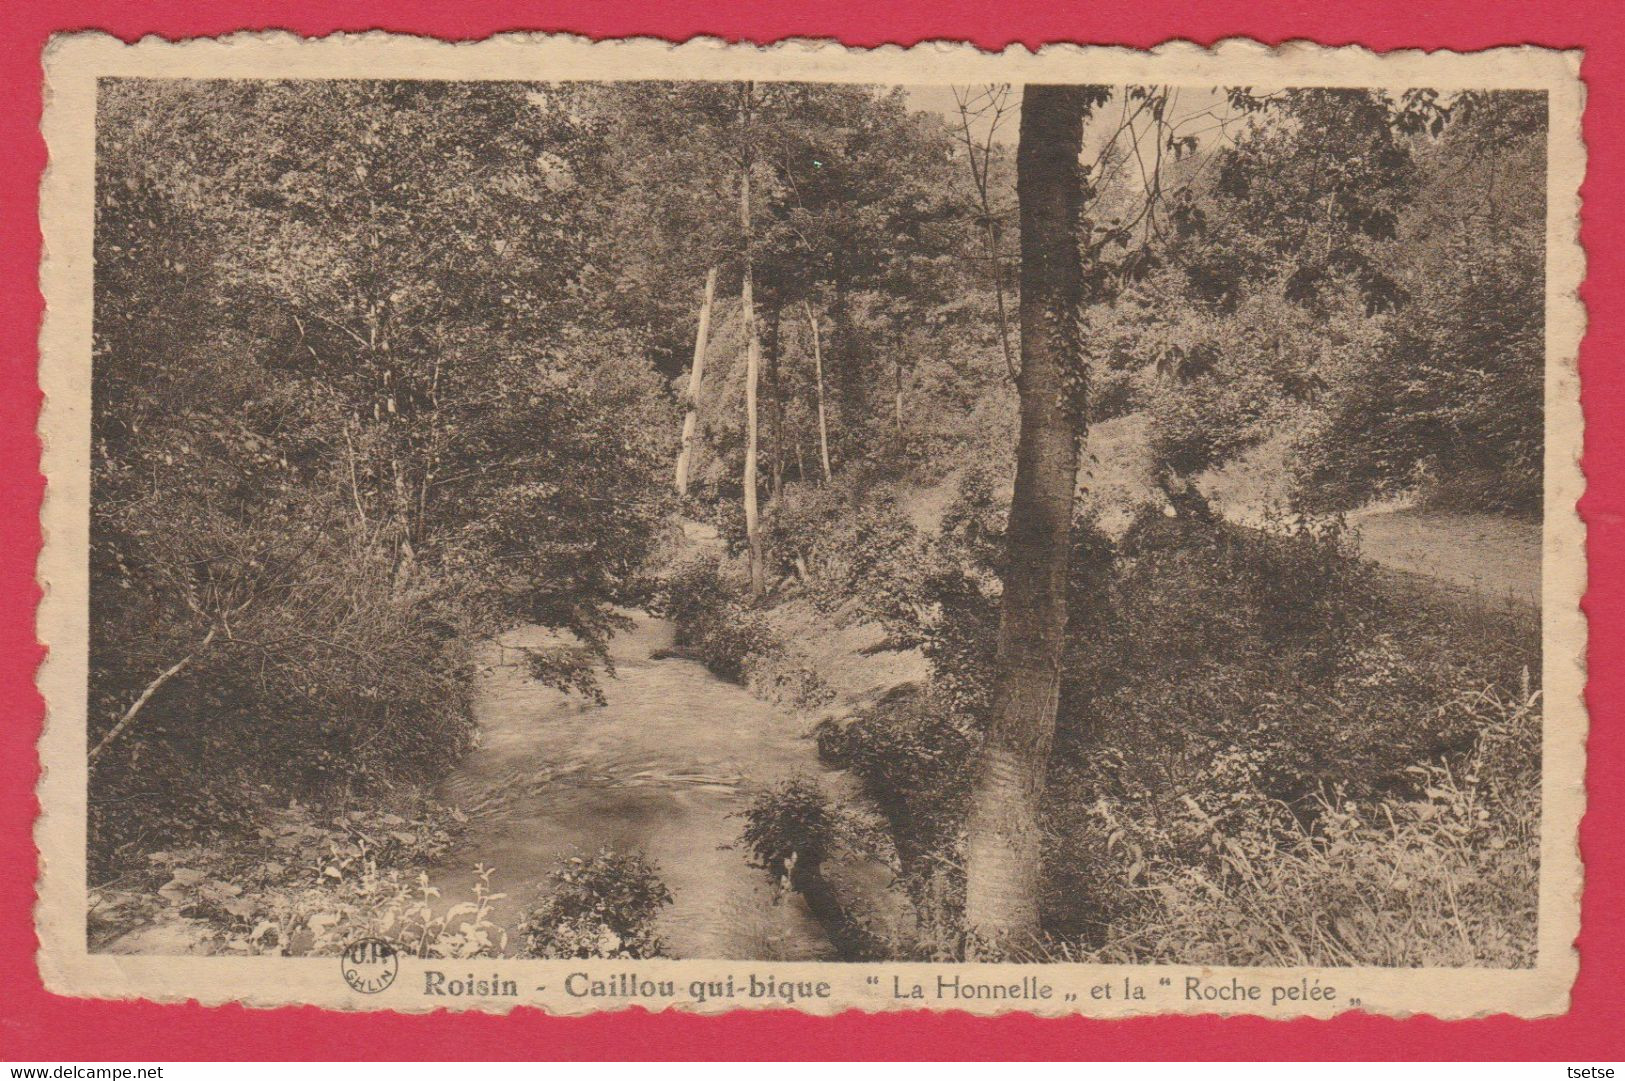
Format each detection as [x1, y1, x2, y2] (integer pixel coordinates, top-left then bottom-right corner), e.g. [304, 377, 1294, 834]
[674, 267, 718, 495]
[963, 84, 1106, 951]
[803, 299, 834, 483]
[740, 83, 768, 598]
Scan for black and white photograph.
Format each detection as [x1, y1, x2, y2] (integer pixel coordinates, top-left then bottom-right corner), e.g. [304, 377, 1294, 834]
[34, 35, 1585, 1017]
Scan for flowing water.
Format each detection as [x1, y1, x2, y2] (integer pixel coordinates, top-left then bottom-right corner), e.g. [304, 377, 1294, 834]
[435, 612, 834, 960]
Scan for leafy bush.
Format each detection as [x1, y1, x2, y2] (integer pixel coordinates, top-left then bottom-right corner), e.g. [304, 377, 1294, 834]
[1087, 362, 1144, 424]
[1031, 509, 1540, 954]
[1293, 234, 1543, 515]
[1286, 92, 1545, 518]
[694, 610, 782, 685]
[276, 862, 508, 960]
[520, 848, 673, 960]
[818, 691, 978, 949]
[827, 694, 977, 865]
[1062, 508, 1414, 797]
[747, 658, 837, 712]
[1132, 285, 1352, 479]
[1148, 363, 1286, 476]
[738, 776, 853, 879]
[806, 492, 1539, 960]
[737, 777, 897, 961]
[87, 504, 477, 875]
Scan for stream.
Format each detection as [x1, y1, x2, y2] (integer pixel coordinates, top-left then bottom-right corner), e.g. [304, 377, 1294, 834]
[434, 611, 835, 960]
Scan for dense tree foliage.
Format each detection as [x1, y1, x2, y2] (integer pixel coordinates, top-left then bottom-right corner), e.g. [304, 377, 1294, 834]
[1294, 92, 1547, 514]
[92, 80, 673, 866]
[1112, 89, 1545, 514]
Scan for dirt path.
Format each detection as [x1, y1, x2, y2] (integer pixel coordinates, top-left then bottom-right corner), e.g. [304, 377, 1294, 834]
[1347, 503, 1541, 607]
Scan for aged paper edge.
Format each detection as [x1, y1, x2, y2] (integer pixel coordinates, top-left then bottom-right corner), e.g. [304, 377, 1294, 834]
[34, 31, 1589, 1019]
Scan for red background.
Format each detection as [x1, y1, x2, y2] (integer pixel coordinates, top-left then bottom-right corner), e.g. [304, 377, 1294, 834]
[2, 0, 1621, 1061]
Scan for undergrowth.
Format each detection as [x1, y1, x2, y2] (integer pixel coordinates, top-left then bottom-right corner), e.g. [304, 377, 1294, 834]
[760, 473, 1543, 966]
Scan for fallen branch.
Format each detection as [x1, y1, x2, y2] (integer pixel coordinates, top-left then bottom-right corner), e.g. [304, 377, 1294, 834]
[88, 626, 217, 766]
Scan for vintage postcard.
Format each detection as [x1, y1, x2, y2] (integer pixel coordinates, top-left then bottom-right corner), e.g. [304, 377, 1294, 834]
[35, 32, 1585, 1018]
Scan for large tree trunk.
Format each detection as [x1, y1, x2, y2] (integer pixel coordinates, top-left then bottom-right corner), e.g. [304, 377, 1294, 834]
[740, 84, 767, 599]
[674, 266, 718, 496]
[803, 300, 833, 483]
[963, 85, 1092, 954]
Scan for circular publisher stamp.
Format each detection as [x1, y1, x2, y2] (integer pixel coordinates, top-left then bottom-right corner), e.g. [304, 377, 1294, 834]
[340, 937, 398, 994]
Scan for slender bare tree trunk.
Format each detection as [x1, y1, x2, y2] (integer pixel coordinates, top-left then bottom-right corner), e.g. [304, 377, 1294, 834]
[90, 623, 220, 764]
[963, 85, 1092, 954]
[952, 87, 1020, 382]
[803, 299, 833, 483]
[830, 262, 858, 453]
[740, 84, 767, 599]
[769, 303, 785, 503]
[390, 457, 416, 596]
[675, 266, 718, 496]
[989, 223, 1018, 381]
